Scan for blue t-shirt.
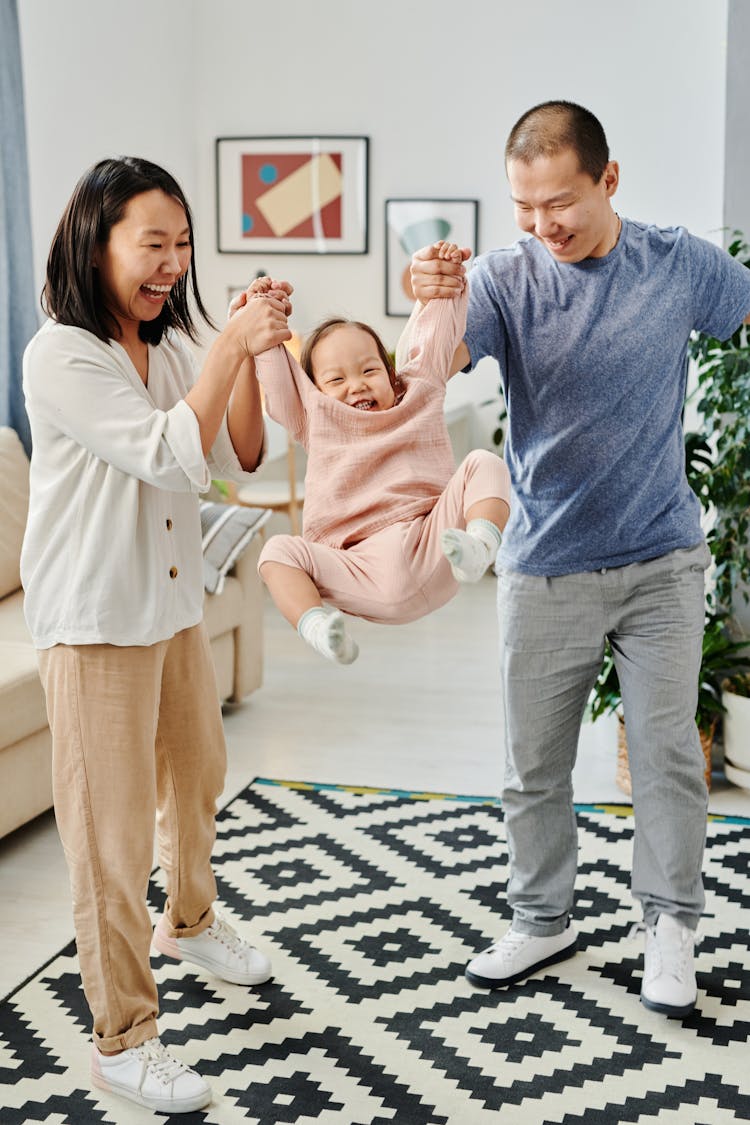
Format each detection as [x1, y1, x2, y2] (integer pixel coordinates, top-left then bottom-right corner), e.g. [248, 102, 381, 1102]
[465, 219, 750, 575]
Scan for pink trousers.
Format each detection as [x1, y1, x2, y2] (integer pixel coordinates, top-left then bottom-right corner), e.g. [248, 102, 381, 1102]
[38, 622, 226, 1051]
[259, 449, 510, 624]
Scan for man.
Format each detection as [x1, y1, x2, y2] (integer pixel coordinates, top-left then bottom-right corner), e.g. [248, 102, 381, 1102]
[408, 100, 750, 1018]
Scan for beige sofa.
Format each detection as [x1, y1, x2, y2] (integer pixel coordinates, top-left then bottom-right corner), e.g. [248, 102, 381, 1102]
[0, 426, 264, 841]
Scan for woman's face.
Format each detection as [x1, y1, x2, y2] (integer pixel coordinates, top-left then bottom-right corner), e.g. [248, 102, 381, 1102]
[95, 189, 192, 338]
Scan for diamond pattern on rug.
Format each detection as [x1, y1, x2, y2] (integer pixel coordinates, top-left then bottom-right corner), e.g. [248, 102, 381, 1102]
[1, 780, 748, 1124]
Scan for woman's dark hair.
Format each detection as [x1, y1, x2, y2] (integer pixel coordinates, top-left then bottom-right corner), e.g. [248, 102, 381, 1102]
[43, 156, 213, 345]
[505, 100, 610, 184]
[300, 317, 397, 388]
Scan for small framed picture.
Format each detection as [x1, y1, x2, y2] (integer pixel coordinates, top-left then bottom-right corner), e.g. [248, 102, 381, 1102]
[384, 198, 479, 316]
[216, 135, 369, 254]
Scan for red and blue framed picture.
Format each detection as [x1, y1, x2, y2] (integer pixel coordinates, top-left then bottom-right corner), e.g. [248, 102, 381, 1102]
[216, 135, 369, 254]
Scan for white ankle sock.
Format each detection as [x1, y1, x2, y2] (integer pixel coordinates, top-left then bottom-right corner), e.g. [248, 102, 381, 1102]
[441, 518, 502, 583]
[297, 607, 359, 664]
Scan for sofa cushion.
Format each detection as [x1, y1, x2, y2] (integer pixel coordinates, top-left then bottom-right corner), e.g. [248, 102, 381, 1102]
[0, 728, 54, 841]
[0, 591, 48, 744]
[203, 571, 243, 640]
[200, 501, 270, 595]
[0, 428, 30, 600]
[0, 641, 48, 746]
[0, 588, 32, 641]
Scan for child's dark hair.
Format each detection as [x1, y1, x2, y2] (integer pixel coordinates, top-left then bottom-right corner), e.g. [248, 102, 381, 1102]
[301, 318, 397, 387]
[43, 156, 214, 345]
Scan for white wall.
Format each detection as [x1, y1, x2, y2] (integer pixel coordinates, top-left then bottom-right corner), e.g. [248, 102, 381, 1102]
[19, 0, 729, 442]
[18, 0, 198, 292]
[725, 0, 750, 242]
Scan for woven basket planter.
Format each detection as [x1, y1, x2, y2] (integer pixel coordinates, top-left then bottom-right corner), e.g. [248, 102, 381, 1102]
[615, 714, 714, 796]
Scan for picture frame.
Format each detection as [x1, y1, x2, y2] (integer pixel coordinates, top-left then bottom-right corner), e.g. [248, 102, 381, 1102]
[216, 135, 369, 255]
[384, 198, 479, 316]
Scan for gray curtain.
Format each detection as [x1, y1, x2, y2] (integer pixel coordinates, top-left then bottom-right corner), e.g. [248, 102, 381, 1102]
[0, 0, 37, 454]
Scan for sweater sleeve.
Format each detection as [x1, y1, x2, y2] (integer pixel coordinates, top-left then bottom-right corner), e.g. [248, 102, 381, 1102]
[396, 283, 468, 387]
[254, 344, 311, 445]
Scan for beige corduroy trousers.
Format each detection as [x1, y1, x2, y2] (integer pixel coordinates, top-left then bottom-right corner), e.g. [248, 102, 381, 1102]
[38, 622, 226, 1052]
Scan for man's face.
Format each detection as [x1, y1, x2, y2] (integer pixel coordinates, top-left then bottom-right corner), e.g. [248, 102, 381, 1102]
[507, 147, 619, 262]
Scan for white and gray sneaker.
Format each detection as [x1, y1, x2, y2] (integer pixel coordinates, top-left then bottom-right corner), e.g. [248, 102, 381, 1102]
[465, 922, 578, 988]
[641, 913, 697, 1018]
[153, 912, 272, 985]
[91, 1037, 211, 1113]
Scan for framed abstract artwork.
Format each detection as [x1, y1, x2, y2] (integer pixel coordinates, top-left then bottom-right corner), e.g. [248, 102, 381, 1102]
[384, 198, 479, 316]
[216, 135, 369, 254]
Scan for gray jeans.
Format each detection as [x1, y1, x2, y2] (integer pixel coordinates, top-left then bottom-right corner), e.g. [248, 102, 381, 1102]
[497, 542, 711, 936]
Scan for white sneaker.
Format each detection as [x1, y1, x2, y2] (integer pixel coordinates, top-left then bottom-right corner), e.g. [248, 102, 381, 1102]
[466, 922, 578, 988]
[91, 1037, 211, 1113]
[153, 912, 272, 985]
[641, 913, 697, 1018]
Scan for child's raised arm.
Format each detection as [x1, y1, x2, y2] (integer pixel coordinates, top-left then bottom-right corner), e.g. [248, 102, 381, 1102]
[395, 242, 469, 373]
[233, 277, 315, 445]
[396, 242, 469, 379]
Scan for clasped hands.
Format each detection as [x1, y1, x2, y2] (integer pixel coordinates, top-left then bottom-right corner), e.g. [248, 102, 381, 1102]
[409, 240, 471, 303]
[226, 276, 294, 358]
[224, 238, 469, 361]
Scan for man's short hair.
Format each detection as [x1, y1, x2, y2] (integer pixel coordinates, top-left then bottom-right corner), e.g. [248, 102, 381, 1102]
[505, 101, 610, 183]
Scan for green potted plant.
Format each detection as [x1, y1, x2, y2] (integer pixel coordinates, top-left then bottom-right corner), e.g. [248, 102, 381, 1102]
[588, 231, 750, 791]
[723, 674, 750, 788]
[688, 233, 750, 621]
[687, 232, 750, 787]
[586, 615, 750, 794]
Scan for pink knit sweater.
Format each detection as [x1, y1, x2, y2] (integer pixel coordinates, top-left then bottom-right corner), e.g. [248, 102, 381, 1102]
[254, 288, 467, 549]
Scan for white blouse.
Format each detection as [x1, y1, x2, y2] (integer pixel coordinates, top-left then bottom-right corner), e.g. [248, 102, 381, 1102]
[21, 320, 262, 648]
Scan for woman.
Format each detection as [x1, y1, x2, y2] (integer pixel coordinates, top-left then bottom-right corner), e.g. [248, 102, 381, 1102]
[21, 156, 291, 1114]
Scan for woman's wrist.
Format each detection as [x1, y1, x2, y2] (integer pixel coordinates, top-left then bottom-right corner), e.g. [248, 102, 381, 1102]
[214, 323, 250, 368]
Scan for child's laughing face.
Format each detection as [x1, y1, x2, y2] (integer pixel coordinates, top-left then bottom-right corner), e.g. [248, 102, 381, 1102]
[311, 325, 396, 411]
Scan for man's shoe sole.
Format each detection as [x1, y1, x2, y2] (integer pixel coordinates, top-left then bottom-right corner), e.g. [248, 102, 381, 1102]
[465, 936, 579, 989]
[640, 993, 696, 1019]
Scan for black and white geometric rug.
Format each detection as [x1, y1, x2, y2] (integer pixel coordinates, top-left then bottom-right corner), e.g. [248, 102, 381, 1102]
[1, 779, 749, 1124]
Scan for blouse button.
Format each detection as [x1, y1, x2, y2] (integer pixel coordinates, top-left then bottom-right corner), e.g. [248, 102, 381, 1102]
[169, 566, 178, 579]
[166, 518, 173, 530]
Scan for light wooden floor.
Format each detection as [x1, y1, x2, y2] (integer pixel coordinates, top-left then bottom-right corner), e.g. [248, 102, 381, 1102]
[2, 576, 748, 1000]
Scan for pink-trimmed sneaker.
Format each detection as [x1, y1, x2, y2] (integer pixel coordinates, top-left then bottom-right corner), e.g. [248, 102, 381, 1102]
[153, 912, 272, 985]
[91, 1037, 211, 1113]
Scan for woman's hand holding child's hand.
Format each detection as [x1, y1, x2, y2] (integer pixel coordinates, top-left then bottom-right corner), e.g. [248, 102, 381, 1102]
[226, 277, 294, 358]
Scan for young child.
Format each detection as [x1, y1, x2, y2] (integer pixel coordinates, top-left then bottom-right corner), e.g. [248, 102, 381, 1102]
[242, 242, 511, 663]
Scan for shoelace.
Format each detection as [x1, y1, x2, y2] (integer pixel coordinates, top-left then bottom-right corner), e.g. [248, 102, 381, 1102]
[486, 930, 532, 961]
[630, 921, 699, 982]
[207, 915, 247, 955]
[132, 1038, 190, 1085]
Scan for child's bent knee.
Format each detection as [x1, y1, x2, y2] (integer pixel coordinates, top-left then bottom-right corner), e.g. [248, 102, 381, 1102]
[259, 533, 303, 571]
